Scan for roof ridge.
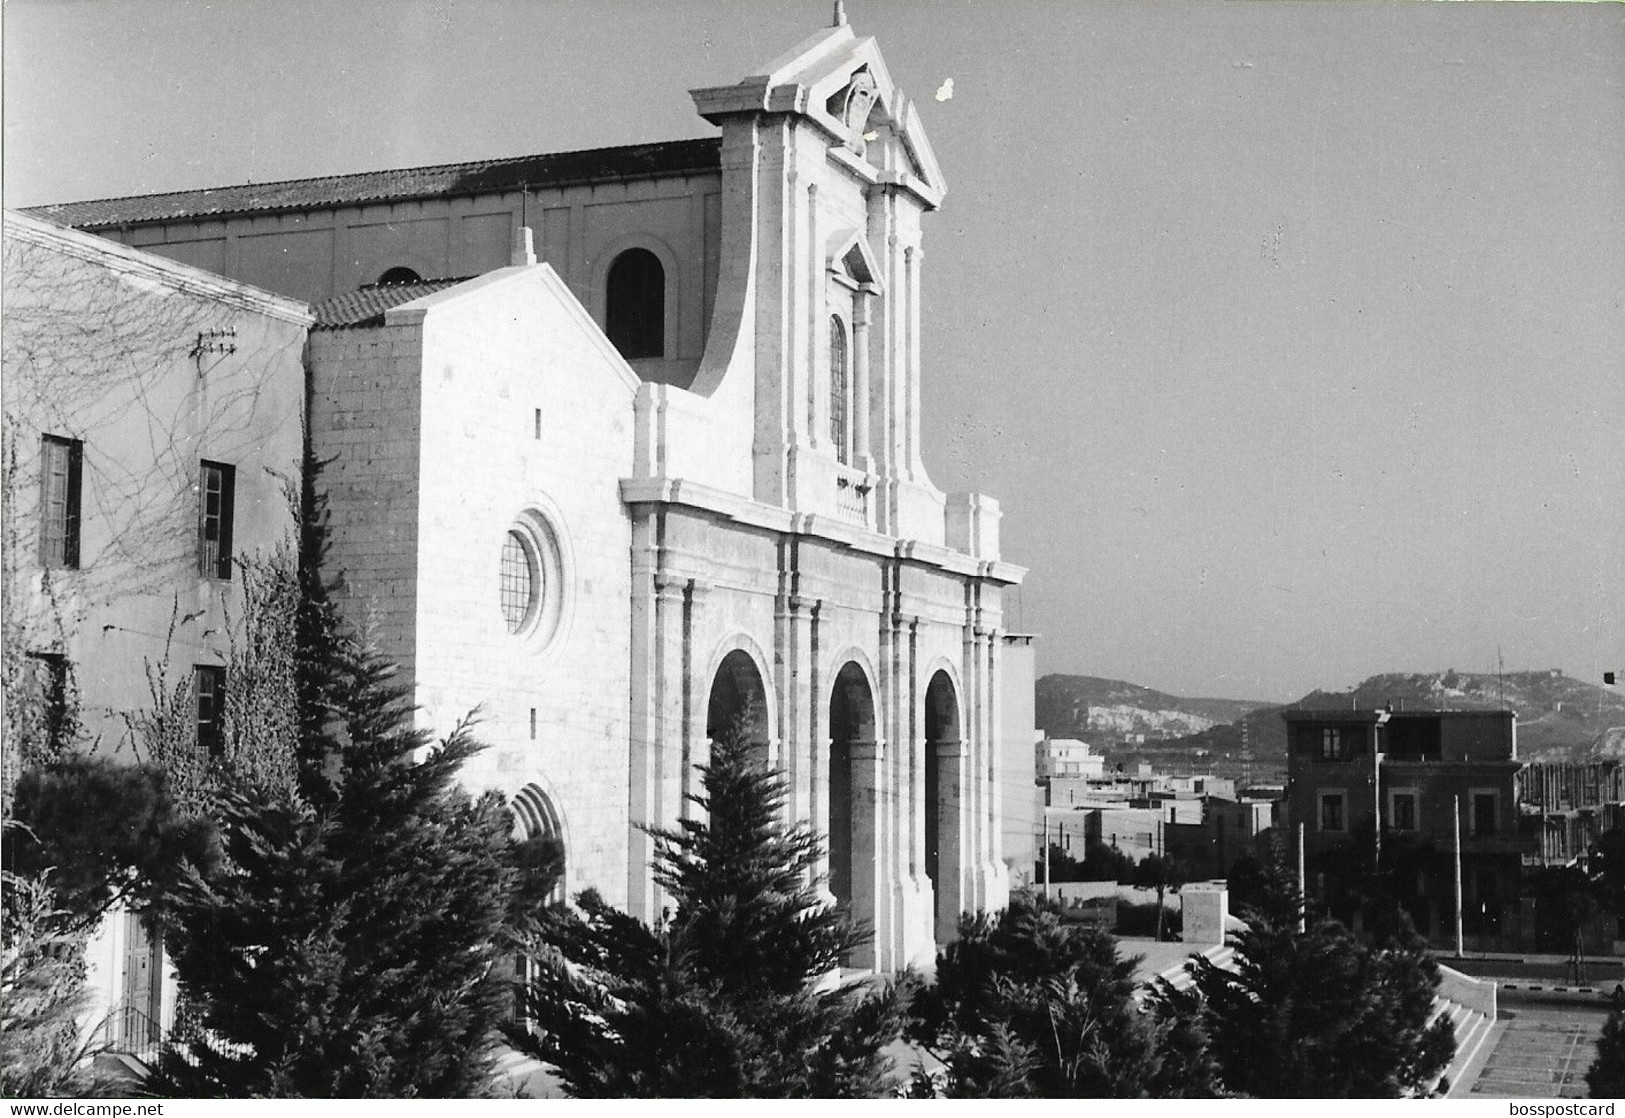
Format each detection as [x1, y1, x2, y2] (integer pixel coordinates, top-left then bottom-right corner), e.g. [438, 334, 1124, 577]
[27, 136, 723, 214]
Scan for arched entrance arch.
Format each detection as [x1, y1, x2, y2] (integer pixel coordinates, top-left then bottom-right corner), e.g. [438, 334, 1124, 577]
[512, 782, 567, 904]
[510, 782, 567, 1025]
[924, 669, 964, 944]
[829, 659, 880, 968]
[706, 647, 771, 770]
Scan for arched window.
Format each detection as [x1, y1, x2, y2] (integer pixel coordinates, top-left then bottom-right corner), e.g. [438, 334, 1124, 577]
[606, 248, 665, 360]
[829, 316, 849, 464]
[376, 266, 422, 285]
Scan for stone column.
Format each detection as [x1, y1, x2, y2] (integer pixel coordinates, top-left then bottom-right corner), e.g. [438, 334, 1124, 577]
[626, 514, 660, 921]
[981, 624, 1010, 914]
[808, 601, 833, 907]
[646, 570, 690, 917]
[932, 738, 967, 945]
[680, 578, 710, 817]
[853, 288, 873, 469]
[849, 737, 887, 971]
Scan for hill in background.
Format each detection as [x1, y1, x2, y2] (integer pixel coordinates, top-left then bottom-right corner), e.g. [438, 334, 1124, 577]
[1036, 669, 1625, 786]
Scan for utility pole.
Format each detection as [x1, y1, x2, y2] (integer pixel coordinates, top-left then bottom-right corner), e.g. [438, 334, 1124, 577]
[1042, 813, 1051, 901]
[1462, 796, 1475, 962]
[1297, 822, 1306, 934]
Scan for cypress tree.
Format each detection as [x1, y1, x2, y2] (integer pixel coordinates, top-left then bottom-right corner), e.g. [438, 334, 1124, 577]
[908, 891, 1219, 1098]
[506, 717, 909, 1097]
[1587, 1009, 1625, 1098]
[145, 637, 520, 1098]
[1173, 845, 1454, 1097]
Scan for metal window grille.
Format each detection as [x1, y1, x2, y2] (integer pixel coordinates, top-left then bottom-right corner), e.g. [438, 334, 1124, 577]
[39, 435, 82, 568]
[1321, 795, 1344, 831]
[198, 461, 235, 579]
[500, 531, 537, 633]
[829, 317, 849, 464]
[1393, 793, 1417, 831]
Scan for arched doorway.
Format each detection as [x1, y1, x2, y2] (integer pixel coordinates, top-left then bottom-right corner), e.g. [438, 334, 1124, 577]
[510, 783, 567, 1024]
[924, 670, 963, 944]
[706, 649, 770, 769]
[829, 661, 878, 966]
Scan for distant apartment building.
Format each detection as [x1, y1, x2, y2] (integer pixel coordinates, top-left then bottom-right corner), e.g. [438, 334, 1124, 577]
[1083, 804, 1165, 863]
[1165, 796, 1277, 880]
[1518, 760, 1625, 866]
[1285, 707, 1527, 943]
[1037, 736, 1106, 780]
[1163, 774, 1237, 801]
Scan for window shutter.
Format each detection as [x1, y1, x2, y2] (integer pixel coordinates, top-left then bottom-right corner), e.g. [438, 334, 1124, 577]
[64, 441, 82, 568]
[217, 464, 236, 579]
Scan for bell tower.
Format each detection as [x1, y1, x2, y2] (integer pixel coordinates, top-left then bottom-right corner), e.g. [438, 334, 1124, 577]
[688, 17, 950, 537]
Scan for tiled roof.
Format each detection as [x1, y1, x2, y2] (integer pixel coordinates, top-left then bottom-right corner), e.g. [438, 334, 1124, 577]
[311, 279, 468, 330]
[24, 138, 722, 230]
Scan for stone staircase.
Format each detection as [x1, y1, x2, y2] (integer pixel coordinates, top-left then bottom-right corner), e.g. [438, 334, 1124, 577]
[1430, 965, 1499, 1097]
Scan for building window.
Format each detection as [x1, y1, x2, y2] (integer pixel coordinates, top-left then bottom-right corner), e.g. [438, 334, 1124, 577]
[605, 248, 664, 359]
[500, 530, 541, 634]
[376, 266, 422, 285]
[39, 435, 83, 569]
[1319, 792, 1345, 832]
[1473, 792, 1497, 836]
[198, 461, 235, 580]
[1391, 792, 1418, 832]
[194, 665, 226, 758]
[829, 316, 849, 464]
[26, 652, 72, 752]
[1320, 728, 1345, 760]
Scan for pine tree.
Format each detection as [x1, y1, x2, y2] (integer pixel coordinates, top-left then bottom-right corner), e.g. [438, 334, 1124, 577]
[0, 871, 97, 1097]
[907, 891, 1219, 1098]
[1173, 844, 1454, 1097]
[5, 756, 216, 933]
[144, 636, 521, 1098]
[506, 718, 909, 1097]
[1587, 1008, 1625, 1098]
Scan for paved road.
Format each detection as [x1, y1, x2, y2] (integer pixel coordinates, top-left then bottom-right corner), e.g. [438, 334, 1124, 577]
[1469, 1000, 1610, 1099]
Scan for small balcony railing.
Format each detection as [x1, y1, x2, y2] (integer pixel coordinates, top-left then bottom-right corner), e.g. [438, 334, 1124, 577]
[834, 467, 871, 526]
[97, 1000, 219, 1070]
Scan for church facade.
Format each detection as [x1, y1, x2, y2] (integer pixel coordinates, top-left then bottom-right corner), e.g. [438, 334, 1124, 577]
[27, 17, 1026, 970]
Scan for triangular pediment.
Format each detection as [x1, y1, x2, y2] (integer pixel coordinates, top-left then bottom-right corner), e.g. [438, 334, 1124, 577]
[825, 228, 884, 289]
[690, 22, 947, 204]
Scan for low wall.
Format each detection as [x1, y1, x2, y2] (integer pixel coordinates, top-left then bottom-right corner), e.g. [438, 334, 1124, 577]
[1437, 963, 1497, 1020]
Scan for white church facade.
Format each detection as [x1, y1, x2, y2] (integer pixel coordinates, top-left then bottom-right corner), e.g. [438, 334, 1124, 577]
[23, 16, 1027, 972]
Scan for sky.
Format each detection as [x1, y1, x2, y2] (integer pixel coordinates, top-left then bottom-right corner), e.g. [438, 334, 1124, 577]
[5, 0, 1622, 702]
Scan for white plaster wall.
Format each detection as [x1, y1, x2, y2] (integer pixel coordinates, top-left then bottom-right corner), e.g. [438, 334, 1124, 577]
[406, 266, 638, 907]
[3, 215, 307, 1039]
[4, 227, 306, 756]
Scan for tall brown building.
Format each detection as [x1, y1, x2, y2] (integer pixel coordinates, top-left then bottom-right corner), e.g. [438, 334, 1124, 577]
[1285, 708, 1527, 944]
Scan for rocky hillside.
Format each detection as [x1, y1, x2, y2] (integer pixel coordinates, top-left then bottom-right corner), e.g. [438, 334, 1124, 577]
[1035, 675, 1269, 746]
[1034, 669, 1625, 784]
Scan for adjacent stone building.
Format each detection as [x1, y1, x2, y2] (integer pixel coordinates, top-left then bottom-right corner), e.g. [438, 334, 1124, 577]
[2, 209, 310, 1047]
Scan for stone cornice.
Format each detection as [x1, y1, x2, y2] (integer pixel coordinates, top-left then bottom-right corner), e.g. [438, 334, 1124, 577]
[619, 476, 1026, 584]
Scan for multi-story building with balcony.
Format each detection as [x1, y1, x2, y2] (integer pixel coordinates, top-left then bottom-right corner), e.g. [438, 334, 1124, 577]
[1284, 707, 1527, 943]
